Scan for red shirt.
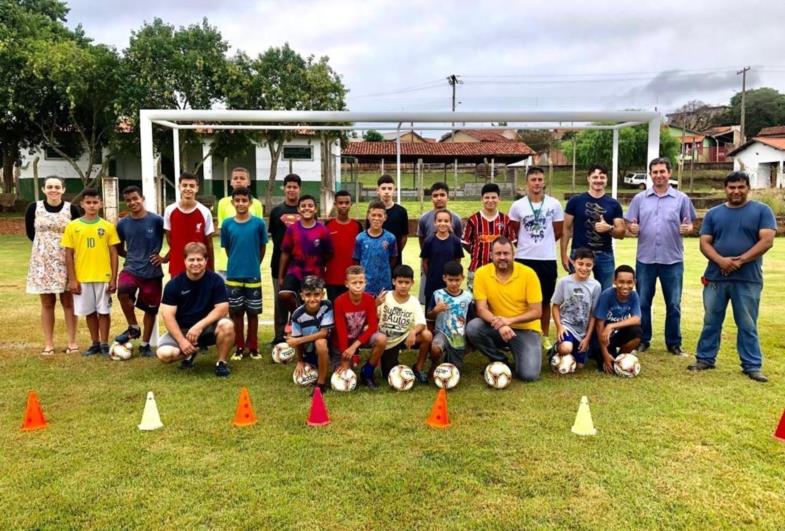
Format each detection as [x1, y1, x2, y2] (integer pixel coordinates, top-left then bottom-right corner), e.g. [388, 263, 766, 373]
[332, 292, 378, 352]
[324, 218, 363, 286]
[163, 202, 214, 277]
[461, 211, 515, 272]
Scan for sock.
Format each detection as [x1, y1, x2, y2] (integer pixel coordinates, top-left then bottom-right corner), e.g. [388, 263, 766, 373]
[361, 362, 375, 379]
[246, 337, 257, 351]
[130, 324, 141, 331]
[235, 338, 245, 349]
[317, 383, 327, 393]
[140, 341, 149, 347]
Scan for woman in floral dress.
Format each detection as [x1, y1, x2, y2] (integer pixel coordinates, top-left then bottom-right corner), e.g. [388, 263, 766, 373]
[25, 176, 81, 355]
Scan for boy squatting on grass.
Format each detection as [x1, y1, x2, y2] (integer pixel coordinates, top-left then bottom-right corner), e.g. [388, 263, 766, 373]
[290, 276, 335, 395]
[426, 261, 474, 372]
[594, 264, 643, 373]
[550, 247, 601, 370]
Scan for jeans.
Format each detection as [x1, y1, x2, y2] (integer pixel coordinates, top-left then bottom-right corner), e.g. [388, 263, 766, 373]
[695, 281, 763, 372]
[636, 261, 684, 347]
[465, 318, 542, 381]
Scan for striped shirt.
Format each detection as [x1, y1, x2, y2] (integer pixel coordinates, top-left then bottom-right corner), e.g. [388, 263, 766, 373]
[461, 211, 515, 272]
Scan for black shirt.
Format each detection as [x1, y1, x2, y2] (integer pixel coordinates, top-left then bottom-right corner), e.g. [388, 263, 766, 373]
[161, 271, 228, 330]
[268, 202, 300, 277]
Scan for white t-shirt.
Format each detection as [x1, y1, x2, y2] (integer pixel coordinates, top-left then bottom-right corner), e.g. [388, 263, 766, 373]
[377, 291, 426, 349]
[508, 195, 564, 260]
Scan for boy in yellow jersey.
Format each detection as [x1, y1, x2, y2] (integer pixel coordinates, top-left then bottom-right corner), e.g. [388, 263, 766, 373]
[215, 167, 264, 279]
[61, 188, 120, 355]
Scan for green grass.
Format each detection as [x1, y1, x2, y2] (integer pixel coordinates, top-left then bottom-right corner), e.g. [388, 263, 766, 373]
[2, 234, 785, 529]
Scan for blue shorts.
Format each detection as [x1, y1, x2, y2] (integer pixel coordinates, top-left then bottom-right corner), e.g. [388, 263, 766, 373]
[555, 330, 589, 365]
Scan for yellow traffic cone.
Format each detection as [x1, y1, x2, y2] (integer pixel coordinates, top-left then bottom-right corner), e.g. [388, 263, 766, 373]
[571, 395, 597, 436]
[138, 391, 163, 431]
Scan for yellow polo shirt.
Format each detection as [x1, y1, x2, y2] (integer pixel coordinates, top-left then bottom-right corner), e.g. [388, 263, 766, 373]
[473, 262, 542, 332]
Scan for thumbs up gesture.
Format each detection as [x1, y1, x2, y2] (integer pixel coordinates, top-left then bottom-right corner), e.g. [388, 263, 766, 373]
[679, 217, 693, 235]
[628, 217, 640, 236]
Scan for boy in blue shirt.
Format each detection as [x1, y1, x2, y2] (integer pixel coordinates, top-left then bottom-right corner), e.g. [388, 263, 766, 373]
[221, 188, 268, 360]
[353, 200, 398, 297]
[426, 261, 473, 373]
[290, 276, 335, 395]
[593, 264, 642, 373]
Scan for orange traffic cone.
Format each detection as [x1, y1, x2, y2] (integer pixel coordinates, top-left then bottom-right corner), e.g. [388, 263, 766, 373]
[426, 388, 451, 428]
[20, 391, 47, 432]
[307, 387, 330, 426]
[774, 409, 785, 442]
[233, 387, 258, 427]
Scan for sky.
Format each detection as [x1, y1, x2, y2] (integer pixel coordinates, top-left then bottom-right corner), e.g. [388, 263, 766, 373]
[66, 0, 785, 119]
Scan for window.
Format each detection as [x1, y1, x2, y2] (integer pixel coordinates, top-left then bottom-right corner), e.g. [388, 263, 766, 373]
[282, 145, 313, 161]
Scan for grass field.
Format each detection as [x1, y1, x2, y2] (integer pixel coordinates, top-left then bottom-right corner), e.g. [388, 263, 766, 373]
[2, 234, 785, 529]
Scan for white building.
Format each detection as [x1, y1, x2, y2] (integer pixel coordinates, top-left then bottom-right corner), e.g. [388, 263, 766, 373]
[729, 136, 785, 189]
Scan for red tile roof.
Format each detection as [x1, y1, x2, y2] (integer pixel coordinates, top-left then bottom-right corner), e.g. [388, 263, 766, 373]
[701, 125, 736, 137]
[679, 135, 704, 143]
[755, 137, 785, 151]
[344, 141, 534, 157]
[758, 126, 785, 137]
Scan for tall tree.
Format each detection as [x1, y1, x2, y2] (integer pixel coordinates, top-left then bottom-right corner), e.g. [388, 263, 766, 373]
[723, 87, 785, 138]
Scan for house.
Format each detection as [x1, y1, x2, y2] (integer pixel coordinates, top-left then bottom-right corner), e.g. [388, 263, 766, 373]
[380, 131, 435, 143]
[667, 124, 740, 162]
[728, 134, 785, 188]
[438, 129, 519, 143]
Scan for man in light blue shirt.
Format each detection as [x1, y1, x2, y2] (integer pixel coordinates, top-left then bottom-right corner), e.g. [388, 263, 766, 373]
[626, 157, 696, 356]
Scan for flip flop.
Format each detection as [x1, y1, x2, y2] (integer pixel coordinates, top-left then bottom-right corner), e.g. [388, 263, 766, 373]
[41, 348, 55, 356]
[64, 346, 80, 355]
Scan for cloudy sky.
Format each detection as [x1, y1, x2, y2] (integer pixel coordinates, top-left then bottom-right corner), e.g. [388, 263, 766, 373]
[67, 0, 785, 117]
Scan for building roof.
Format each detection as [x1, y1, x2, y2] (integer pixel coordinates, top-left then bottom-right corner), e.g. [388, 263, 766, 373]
[438, 129, 516, 143]
[343, 141, 534, 163]
[679, 134, 705, 143]
[702, 125, 738, 137]
[380, 130, 432, 142]
[728, 136, 785, 156]
[758, 126, 785, 137]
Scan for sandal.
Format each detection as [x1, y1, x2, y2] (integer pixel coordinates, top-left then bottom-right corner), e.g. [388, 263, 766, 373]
[41, 348, 55, 356]
[64, 346, 80, 355]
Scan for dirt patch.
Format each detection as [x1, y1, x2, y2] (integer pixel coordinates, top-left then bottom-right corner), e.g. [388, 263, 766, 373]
[0, 217, 25, 235]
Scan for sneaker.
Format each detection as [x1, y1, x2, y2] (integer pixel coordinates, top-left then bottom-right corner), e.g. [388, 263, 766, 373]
[230, 347, 244, 361]
[361, 374, 379, 390]
[215, 361, 230, 377]
[249, 349, 262, 360]
[114, 326, 141, 344]
[412, 366, 428, 384]
[745, 371, 768, 383]
[139, 344, 154, 358]
[638, 342, 651, 353]
[270, 337, 285, 346]
[179, 353, 197, 369]
[100, 343, 110, 356]
[82, 343, 102, 356]
[687, 360, 715, 371]
[667, 345, 689, 357]
[311, 383, 328, 396]
[542, 337, 553, 351]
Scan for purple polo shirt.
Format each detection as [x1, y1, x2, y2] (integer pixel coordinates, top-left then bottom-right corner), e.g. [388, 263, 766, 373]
[627, 186, 697, 265]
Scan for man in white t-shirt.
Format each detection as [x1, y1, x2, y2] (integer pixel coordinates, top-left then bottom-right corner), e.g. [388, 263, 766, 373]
[508, 166, 564, 347]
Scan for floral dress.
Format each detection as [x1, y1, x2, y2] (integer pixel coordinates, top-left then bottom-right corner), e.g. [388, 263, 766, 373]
[26, 201, 73, 294]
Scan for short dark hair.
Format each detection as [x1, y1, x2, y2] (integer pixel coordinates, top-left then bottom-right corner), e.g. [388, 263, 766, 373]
[491, 235, 514, 251]
[587, 164, 608, 176]
[377, 174, 395, 187]
[572, 247, 595, 262]
[43, 175, 65, 187]
[724, 171, 750, 187]
[526, 166, 545, 177]
[433, 209, 452, 222]
[81, 187, 101, 199]
[614, 264, 636, 279]
[648, 157, 672, 171]
[392, 264, 414, 280]
[179, 171, 199, 184]
[346, 265, 365, 277]
[443, 261, 464, 277]
[283, 173, 302, 187]
[335, 190, 352, 201]
[301, 275, 325, 293]
[430, 182, 449, 194]
[231, 187, 251, 199]
[481, 183, 500, 197]
[367, 200, 386, 213]
[298, 194, 317, 206]
[231, 167, 250, 177]
[122, 185, 143, 197]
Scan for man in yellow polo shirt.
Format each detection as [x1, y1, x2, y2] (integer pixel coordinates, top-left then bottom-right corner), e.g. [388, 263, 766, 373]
[466, 235, 543, 381]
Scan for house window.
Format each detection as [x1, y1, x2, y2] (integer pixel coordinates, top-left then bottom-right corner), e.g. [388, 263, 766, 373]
[44, 141, 82, 160]
[282, 145, 313, 161]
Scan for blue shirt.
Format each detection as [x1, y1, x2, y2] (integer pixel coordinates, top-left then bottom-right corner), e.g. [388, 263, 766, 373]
[353, 230, 398, 296]
[427, 288, 473, 348]
[627, 187, 696, 264]
[117, 213, 165, 278]
[565, 193, 624, 253]
[221, 217, 269, 280]
[291, 300, 334, 354]
[700, 201, 776, 284]
[161, 271, 228, 330]
[420, 234, 464, 304]
[594, 288, 641, 323]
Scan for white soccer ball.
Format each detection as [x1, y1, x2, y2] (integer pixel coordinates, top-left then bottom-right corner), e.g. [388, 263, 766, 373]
[614, 353, 641, 378]
[550, 353, 562, 373]
[556, 354, 577, 374]
[293, 363, 318, 386]
[109, 341, 133, 361]
[433, 363, 460, 389]
[483, 362, 512, 389]
[331, 368, 357, 392]
[387, 365, 416, 391]
[272, 342, 296, 364]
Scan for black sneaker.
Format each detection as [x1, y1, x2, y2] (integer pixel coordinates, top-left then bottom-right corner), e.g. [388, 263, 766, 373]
[412, 366, 428, 384]
[139, 344, 154, 358]
[270, 337, 285, 346]
[667, 345, 689, 357]
[82, 343, 102, 356]
[249, 349, 262, 360]
[215, 361, 230, 377]
[311, 383, 328, 396]
[362, 374, 379, 390]
[114, 326, 141, 344]
[179, 353, 197, 369]
[745, 371, 768, 383]
[230, 347, 244, 361]
[687, 360, 715, 371]
[100, 343, 110, 356]
[638, 342, 651, 353]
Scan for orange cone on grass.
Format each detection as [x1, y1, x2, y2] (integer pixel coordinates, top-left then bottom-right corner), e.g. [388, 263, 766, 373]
[426, 388, 451, 428]
[774, 409, 785, 442]
[307, 387, 330, 426]
[233, 387, 258, 427]
[21, 391, 47, 432]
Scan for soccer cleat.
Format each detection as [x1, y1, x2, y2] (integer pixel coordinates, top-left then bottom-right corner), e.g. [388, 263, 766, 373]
[412, 367, 429, 384]
[179, 353, 197, 369]
[139, 344, 154, 358]
[311, 383, 328, 396]
[82, 343, 102, 356]
[114, 326, 141, 344]
[215, 361, 230, 377]
[687, 360, 715, 371]
[361, 374, 379, 390]
[667, 345, 688, 357]
[230, 347, 244, 361]
[745, 371, 768, 383]
[542, 337, 553, 351]
[249, 349, 262, 360]
[100, 343, 110, 356]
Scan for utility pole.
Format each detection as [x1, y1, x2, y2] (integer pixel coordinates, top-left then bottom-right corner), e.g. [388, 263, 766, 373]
[447, 74, 463, 113]
[737, 66, 751, 143]
[447, 74, 463, 196]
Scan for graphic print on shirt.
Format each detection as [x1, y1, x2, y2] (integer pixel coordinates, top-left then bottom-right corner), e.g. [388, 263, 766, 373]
[584, 202, 607, 248]
[562, 287, 591, 333]
[521, 207, 557, 243]
[344, 310, 367, 342]
[379, 304, 416, 338]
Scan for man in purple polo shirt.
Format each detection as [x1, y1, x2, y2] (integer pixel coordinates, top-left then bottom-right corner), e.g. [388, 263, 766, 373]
[626, 157, 696, 356]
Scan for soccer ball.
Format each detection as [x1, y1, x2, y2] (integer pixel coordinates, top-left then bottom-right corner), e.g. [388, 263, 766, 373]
[293, 364, 318, 386]
[109, 341, 133, 361]
[272, 342, 296, 364]
[614, 353, 641, 378]
[556, 354, 577, 374]
[331, 368, 357, 392]
[483, 362, 512, 389]
[387, 365, 416, 391]
[549, 353, 562, 373]
[433, 363, 460, 390]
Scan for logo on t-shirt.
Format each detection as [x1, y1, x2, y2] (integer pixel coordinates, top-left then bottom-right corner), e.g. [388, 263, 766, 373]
[195, 223, 203, 234]
[97, 228, 105, 237]
[281, 213, 299, 227]
[313, 238, 321, 248]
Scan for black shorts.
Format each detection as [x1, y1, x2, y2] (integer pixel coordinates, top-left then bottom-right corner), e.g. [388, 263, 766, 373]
[281, 274, 302, 294]
[380, 342, 425, 378]
[608, 325, 643, 355]
[515, 259, 557, 305]
[226, 278, 262, 315]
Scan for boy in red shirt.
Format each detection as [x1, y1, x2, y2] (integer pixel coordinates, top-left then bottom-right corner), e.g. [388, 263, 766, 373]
[324, 190, 363, 301]
[163, 172, 215, 277]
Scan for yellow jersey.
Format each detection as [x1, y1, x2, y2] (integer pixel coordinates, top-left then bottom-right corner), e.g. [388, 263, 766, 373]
[61, 218, 120, 282]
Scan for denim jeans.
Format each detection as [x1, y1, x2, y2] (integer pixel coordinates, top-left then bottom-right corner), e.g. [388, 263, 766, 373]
[636, 261, 684, 347]
[465, 318, 542, 381]
[695, 281, 763, 372]
[570, 250, 615, 292]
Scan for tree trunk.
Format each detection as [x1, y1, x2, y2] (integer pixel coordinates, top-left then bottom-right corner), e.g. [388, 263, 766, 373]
[2, 144, 16, 192]
[265, 140, 285, 212]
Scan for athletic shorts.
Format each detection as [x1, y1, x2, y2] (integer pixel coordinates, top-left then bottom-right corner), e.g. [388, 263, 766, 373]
[380, 341, 427, 378]
[118, 270, 162, 313]
[432, 331, 467, 370]
[329, 332, 383, 360]
[554, 330, 589, 364]
[280, 274, 303, 294]
[158, 320, 227, 350]
[608, 325, 643, 356]
[225, 278, 262, 315]
[74, 282, 112, 316]
[301, 340, 342, 370]
[515, 259, 557, 305]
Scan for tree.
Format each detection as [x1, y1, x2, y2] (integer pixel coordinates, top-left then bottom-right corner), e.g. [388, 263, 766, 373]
[223, 44, 347, 210]
[363, 130, 384, 142]
[668, 100, 721, 132]
[517, 129, 554, 154]
[723, 87, 785, 138]
[563, 124, 680, 175]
